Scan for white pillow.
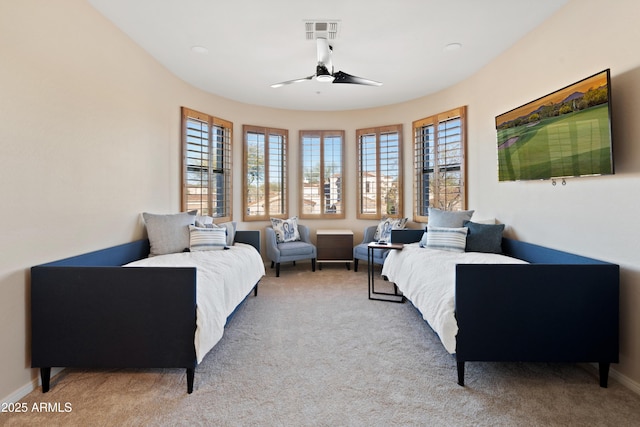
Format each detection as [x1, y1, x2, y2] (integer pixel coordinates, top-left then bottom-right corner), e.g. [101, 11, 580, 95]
[142, 211, 196, 256]
[195, 215, 214, 226]
[270, 217, 300, 243]
[426, 226, 468, 253]
[189, 225, 227, 251]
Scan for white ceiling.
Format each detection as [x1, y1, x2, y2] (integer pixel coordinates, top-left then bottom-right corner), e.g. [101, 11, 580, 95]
[87, 0, 568, 111]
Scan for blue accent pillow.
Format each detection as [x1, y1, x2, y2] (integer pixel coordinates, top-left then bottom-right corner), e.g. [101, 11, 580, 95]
[463, 220, 505, 253]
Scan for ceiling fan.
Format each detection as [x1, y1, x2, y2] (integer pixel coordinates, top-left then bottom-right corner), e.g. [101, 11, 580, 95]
[271, 37, 382, 88]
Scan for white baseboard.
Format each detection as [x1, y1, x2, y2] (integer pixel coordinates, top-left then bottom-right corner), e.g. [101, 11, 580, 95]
[585, 363, 640, 395]
[2, 368, 64, 404]
[610, 367, 640, 395]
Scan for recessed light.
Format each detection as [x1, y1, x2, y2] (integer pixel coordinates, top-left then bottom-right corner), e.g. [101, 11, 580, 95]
[444, 43, 462, 52]
[191, 45, 209, 54]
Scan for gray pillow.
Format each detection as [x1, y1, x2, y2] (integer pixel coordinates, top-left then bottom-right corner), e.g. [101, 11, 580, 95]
[142, 211, 196, 256]
[463, 220, 505, 253]
[428, 207, 474, 227]
[218, 221, 237, 247]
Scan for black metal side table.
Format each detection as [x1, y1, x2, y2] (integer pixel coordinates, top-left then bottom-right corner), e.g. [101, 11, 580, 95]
[367, 242, 404, 303]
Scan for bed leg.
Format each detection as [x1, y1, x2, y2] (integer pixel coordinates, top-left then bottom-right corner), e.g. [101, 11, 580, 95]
[40, 367, 51, 393]
[186, 368, 194, 394]
[254, 284, 258, 297]
[457, 361, 465, 386]
[599, 362, 610, 388]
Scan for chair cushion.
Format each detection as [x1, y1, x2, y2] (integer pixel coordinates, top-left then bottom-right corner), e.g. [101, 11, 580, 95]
[278, 241, 315, 257]
[353, 243, 389, 264]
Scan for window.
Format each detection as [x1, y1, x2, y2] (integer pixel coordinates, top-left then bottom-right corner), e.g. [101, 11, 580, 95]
[413, 106, 467, 222]
[356, 124, 403, 219]
[243, 125, 288, 221]
[300, 130, 345, 218]
[181, 107, 232, 222]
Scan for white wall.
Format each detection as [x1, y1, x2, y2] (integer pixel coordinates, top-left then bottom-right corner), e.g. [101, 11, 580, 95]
[2, 0, 640, 400]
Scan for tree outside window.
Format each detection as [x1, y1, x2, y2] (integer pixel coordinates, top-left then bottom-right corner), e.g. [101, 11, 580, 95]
[413, 106, 467, 222]
[356, 125, 403, 219]
[243, 125, 287, 221]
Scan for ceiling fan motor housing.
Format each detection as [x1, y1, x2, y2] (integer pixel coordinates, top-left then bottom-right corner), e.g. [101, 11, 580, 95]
[316, 64, 331, 76]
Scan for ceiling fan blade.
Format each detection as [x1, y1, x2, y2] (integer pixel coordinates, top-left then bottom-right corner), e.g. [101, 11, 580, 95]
[332, 71, 382, 86]
[270, 75, 315, 88]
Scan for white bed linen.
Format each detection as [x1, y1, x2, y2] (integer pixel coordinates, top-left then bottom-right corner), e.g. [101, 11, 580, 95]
[381, 243, 527, 354]
[124, 243, 265, 363]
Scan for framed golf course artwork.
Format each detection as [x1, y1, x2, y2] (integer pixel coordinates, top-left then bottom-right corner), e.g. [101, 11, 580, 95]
[496, 69, 614, 182]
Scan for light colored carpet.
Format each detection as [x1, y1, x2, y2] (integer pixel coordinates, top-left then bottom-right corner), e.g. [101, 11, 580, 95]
[4, 264, 640, 426]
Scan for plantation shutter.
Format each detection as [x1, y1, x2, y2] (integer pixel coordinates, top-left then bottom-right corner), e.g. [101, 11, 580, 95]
[413, 106, 467, 222]
[356, 124, 403, 219]
[182, 107, 232, 221]
[243, 125, 288, 221]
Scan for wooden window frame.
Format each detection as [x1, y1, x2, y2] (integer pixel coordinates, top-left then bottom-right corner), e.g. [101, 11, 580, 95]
[181, 107, 232, 222]
[242, 125, 288, 221]
[356, 124, 403, 220]
[299, 130, 345, 219]
[413, 106, 467, 223]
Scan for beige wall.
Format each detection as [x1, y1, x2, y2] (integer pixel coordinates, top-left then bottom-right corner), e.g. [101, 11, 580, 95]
[464, 0, 640, 386]
[2, 0, 640, 400]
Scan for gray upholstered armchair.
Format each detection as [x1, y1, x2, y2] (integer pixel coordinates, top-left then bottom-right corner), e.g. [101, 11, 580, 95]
[353, 225, 390, 272]
[265, 224, 317, 277]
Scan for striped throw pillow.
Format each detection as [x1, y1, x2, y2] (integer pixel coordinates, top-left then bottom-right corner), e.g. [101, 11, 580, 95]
[426, 226, 468, 253]
[189, 225, 227, 251]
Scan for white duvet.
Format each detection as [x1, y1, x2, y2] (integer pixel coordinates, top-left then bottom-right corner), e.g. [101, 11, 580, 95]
[381, 243, 527, 354]
[125, 243, 265, 363]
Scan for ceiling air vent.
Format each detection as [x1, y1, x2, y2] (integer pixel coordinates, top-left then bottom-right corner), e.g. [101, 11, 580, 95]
[304, 20, 340, 40]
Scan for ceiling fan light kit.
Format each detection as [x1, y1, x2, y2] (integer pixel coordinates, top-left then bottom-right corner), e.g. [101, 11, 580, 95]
[316, 75, 335, 83]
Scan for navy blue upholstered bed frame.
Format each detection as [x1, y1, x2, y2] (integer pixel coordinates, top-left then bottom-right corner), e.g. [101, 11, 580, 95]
[391, 229, 619, 387]
[31, 231, 261, 394]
